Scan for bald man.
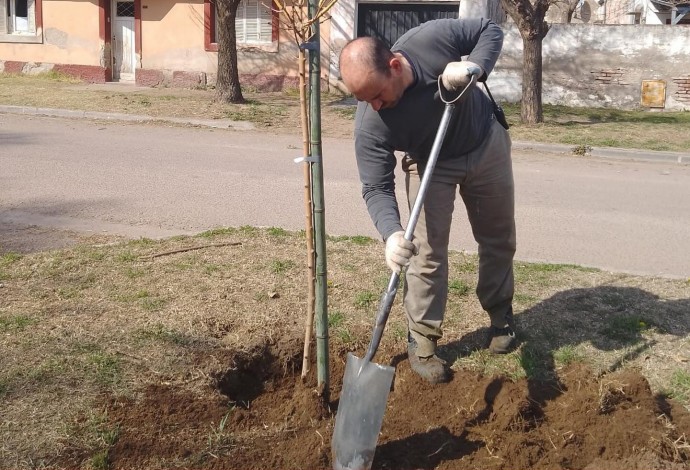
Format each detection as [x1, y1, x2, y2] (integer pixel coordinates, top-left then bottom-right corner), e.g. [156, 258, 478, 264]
[339, 18, 515, 384]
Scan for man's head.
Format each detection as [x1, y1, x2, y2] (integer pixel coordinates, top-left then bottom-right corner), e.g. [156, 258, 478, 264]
[339, 37, 410, 111]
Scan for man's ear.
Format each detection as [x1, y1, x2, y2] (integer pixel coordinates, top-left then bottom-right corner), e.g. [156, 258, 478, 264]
[389, 56, 403, 75]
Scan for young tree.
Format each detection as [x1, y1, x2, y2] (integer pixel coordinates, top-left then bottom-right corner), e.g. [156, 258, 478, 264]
[500, 0, 551, 124]
[214, 0, 245, 103]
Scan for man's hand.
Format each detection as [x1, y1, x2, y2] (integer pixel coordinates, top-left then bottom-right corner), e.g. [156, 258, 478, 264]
[441, 61, 483, 92]
[385, 231, 416, 274]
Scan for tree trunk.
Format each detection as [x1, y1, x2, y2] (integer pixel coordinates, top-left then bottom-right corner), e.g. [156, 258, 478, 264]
[216, 0, 245, 103]
[500, 0, 550, 124]
[521, 36, 543, 124]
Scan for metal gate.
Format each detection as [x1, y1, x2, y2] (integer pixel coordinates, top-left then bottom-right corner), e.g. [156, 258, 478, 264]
[357, 3, 459, 48]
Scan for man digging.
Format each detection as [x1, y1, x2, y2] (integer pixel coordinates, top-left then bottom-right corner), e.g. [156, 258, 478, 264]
[339, 18, 516, 384]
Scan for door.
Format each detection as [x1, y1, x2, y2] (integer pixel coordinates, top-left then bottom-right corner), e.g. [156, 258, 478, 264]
[357, 3, 459, 48]
[112, 0, 135, 81]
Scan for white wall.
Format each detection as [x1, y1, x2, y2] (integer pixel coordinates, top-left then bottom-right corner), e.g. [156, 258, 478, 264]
[491, 23, 690, 110]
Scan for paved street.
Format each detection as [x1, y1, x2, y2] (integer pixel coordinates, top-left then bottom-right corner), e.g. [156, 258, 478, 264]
[2, 112, 689, 278]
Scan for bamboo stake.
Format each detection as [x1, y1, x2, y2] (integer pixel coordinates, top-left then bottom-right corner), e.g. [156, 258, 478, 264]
[299, 48, 317, 380]
[272, 0, 336, 391]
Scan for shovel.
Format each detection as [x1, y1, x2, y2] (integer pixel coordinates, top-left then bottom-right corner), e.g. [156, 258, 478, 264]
[331, 72, 479, 470]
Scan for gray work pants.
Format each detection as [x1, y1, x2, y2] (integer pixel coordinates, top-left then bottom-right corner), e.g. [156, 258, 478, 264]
[403, 119, 516, 357]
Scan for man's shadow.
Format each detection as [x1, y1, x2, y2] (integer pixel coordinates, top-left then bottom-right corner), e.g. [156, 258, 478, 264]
[442, 285, 690, 406]
[374, 285, 690, 469]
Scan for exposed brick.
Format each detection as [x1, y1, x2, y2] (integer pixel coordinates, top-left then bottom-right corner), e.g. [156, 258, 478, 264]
[53, 64, 107, 83]
[136, 69, 165, 87]
[240, 73, 299, 92]
[172, 71, 206, 88]
[4, 61, 26, 74]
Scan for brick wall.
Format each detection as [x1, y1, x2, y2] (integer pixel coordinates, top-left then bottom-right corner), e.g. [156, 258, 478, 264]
[672, 77, 690, 103]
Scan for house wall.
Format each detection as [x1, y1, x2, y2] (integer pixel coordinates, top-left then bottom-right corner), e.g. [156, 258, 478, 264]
[491, 23, 690, 110]
[1, 0, 332, 89]
[0, 0, 103, 73]
[140, 1, 211, 72]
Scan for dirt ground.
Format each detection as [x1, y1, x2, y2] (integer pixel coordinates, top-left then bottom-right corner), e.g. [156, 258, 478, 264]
[50, 334, 689, 470]
[1, 229, 688, 469]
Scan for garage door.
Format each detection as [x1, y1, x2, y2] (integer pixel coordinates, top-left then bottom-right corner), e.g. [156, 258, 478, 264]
[357, 3, 460, 48]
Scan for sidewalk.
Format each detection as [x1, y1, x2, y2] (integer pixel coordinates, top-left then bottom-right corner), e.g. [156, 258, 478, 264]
[3, 103, 690, 165]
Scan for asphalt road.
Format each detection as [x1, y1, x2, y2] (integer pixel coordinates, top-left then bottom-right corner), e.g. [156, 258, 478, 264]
[2, 113, 689, 279]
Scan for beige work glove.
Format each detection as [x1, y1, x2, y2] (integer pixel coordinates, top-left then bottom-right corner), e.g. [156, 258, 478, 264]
[441, 61, 483, 92]
[385, 231, 416, 274]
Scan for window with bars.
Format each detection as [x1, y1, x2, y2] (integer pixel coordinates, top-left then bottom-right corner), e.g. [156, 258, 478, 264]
[1, 0, 37, 36]
[116, 1, 135, 18]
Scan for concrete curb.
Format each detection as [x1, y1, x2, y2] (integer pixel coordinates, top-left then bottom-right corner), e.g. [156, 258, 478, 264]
[512, 140, 690, 165]
[0, 104, 255, 131]
[3, 104, 689, 164]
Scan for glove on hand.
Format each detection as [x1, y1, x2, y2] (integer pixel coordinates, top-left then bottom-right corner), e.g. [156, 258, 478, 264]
[385, 231, 416, 274]
[441, 61, 483, 92]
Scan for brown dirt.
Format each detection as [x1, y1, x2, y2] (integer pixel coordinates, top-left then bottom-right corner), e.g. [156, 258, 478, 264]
[50, 331, 689, 470]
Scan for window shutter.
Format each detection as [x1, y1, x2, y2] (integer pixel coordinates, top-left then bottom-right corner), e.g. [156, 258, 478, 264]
[259, 1, 272, 42]
[244, 0, 259, 42]
[0, 0, 7, 35]
[234, 1, 246, 43]
[28, 0, 35, 33]
[235, 0, 272, 44]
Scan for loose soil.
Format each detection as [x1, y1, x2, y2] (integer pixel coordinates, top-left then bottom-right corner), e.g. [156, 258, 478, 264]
[60, 334, 689, 470]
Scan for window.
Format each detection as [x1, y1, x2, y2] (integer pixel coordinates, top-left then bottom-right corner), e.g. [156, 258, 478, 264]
[205, 0, 277, 52]
[1, 0, 41, 41]
[235, 0, 273, 44]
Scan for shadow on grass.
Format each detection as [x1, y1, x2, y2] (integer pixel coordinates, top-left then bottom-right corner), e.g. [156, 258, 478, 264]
[442, 285, 690, 405]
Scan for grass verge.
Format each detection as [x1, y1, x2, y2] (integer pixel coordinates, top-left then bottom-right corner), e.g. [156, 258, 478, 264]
[0, 228, 688, 466]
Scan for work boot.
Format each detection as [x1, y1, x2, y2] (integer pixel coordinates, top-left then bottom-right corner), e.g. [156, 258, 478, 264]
[407, 336, 450, 384]
[486, 308, 517, 354]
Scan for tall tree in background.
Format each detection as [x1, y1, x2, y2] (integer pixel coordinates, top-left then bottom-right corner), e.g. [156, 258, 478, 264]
[500, 0, 550, 123]
[554, 0, 582, 22]
[215, 0, 245, 103]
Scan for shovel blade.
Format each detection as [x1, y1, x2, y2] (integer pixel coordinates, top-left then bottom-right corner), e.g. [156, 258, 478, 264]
[332, 353, 395, 470]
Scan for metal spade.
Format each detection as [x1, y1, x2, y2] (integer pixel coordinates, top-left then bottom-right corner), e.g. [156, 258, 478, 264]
[331, 72, 477, 470]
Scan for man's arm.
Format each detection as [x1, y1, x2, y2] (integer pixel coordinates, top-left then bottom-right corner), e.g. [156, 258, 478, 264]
[355, 128, 402, 240]
[456, 18, 503, 81]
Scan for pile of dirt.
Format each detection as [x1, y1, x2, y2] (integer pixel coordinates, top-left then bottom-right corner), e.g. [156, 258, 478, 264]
[77, 334, 689, 469]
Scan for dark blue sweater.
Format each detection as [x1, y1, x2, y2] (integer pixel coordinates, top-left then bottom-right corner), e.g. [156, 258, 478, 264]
[353, 18, 503, 240]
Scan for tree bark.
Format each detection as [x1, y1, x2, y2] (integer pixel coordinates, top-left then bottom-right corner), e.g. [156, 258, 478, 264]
[500, 0, 550, 124]
[215, 0, 245, 104]
[521, 36, 543, 124]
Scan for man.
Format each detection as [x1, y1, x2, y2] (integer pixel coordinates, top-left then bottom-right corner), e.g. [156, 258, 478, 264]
[339, 18, 516, 384]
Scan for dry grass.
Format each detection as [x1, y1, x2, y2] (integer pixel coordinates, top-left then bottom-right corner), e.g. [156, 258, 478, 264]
[0, 73, 354, 138]
[3, 74, 690, 150]
[1, 228, 689, 466]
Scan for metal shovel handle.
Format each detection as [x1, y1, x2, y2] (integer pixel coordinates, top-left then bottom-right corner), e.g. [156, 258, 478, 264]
[361, 100, 457, 365]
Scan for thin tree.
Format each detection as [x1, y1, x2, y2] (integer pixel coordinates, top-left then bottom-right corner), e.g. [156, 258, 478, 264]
[271, 0, 336, 381]
[214, 0, 245, 103]
[500, 0, 551, 123]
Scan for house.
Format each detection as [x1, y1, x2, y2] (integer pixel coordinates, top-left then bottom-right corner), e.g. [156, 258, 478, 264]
[0, 0, 325, 88]
[3, 0, 688, 110]
[0, 0, 465, 90]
